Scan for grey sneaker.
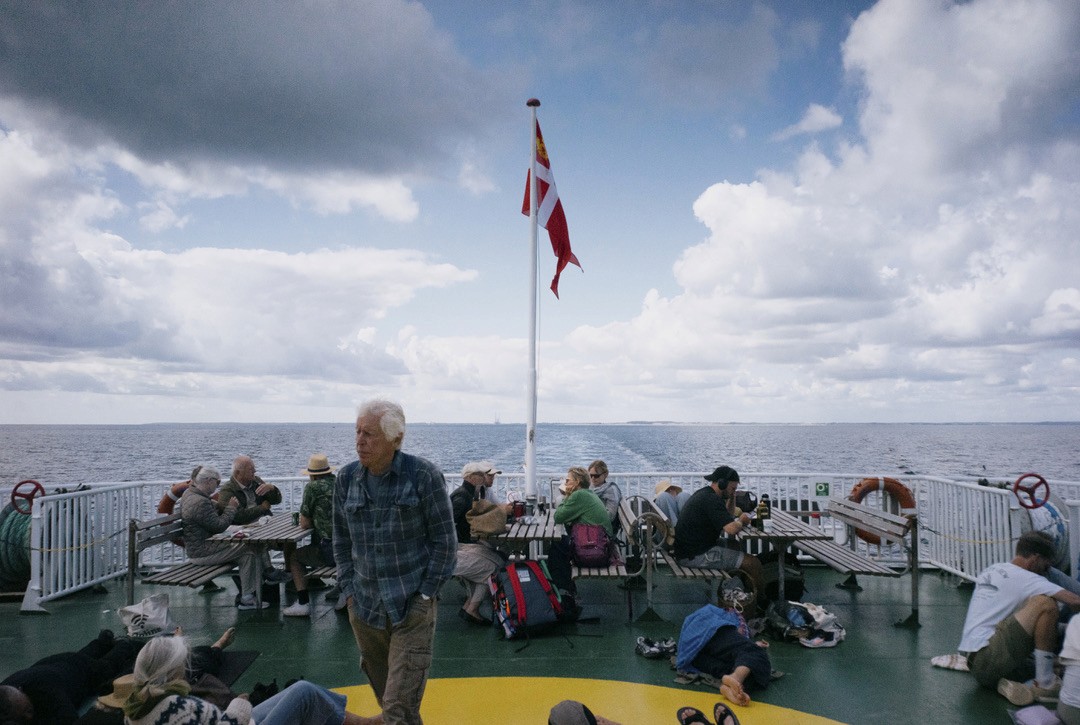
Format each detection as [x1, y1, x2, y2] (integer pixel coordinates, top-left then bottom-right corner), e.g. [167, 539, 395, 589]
[237, 596, 270, 611]
[334, 593, 348, 611]
[997, 678, 1034, 706]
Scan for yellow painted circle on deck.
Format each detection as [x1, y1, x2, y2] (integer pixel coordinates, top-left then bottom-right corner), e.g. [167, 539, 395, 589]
[334, 676, 844, 724]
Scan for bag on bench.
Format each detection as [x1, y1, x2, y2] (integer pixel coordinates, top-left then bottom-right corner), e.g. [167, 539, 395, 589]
[569, 523, 618, 567]
[490, 560, 564, 640]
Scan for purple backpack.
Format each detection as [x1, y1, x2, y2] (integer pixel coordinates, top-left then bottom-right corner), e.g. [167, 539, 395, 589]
[570, 523, 616, 566]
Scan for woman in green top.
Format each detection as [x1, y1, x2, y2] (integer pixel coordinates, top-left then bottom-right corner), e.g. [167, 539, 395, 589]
[554, 467, 613, 536]
[548, 466, 614, 615]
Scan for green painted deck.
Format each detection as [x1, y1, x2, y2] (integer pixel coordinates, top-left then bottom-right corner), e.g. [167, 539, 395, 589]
[2, 566, 1006, 724]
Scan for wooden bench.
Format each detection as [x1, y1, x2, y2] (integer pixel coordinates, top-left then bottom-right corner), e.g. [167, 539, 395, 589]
[569, 499, 636, 620]
[795, 496, 919, 627]
[127, 514, 235, 605]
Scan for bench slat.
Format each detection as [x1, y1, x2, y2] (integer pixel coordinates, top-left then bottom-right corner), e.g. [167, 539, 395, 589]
[142, 562, 234, 588]
[796, 539, 898, 576]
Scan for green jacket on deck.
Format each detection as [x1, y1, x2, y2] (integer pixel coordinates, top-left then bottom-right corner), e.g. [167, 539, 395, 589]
[554, 489, 613, 536]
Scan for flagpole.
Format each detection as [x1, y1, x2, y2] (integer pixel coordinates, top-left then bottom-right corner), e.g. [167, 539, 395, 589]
[525, 98, 540, 503]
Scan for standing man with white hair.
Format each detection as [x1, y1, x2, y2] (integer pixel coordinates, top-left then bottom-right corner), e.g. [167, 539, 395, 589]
[333, 399, 457, 725]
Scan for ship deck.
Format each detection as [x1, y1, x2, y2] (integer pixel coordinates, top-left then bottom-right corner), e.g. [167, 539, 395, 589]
[1, 564, 1011, 725]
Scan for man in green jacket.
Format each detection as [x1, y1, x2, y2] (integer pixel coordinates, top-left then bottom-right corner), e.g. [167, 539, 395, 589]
[217, 455, 289, 583]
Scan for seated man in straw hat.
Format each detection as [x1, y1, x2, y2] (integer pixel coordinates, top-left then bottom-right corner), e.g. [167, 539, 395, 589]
[653, 479, 691, 527]
[283, 453, 339, 617]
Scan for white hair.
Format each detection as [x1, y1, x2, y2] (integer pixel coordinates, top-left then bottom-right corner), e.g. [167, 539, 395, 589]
[193, 466, 220, 490]
[133, 636, 190, 687]
[357, 398, 406, 446]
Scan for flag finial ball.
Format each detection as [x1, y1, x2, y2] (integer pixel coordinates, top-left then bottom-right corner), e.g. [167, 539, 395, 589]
[526, 98, 541, 107]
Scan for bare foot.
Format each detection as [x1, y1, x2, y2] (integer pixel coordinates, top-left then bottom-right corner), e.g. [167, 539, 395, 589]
[721, 674, 751, 707]
[213, 627, 236, 650]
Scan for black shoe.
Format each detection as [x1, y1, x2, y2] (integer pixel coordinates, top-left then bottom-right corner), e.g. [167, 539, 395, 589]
[97, 628, 115, 644]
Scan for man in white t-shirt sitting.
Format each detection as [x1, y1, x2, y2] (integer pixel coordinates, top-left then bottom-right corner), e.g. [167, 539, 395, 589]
[959, 531, 1080, 705]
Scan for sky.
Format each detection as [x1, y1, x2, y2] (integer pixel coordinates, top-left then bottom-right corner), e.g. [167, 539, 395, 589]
[0, 0, 1078, 425]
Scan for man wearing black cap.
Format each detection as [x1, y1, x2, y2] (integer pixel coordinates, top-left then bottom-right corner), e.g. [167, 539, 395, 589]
[673, 465, 764, 606]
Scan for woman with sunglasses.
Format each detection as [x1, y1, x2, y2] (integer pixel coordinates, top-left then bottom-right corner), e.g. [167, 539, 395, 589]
[587, 460, 623, 528]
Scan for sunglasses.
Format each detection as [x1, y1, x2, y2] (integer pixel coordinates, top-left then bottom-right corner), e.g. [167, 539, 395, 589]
[589, 473, 603, 479]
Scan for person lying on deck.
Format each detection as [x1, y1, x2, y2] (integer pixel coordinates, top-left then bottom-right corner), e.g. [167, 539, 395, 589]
[676, 604, 771, 709]
[0, 628, 136, 725]
[958, 530, 1080, 706]
[121, 636, 383, 725]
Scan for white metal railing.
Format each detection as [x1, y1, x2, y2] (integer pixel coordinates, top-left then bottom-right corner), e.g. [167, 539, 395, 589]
[12, 472, 1079, 612]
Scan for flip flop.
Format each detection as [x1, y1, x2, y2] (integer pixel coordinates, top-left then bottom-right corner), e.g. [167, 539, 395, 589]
[713, 702, 740, 725]
[458, 608, 487, 626]
[676, 706, 713, 725]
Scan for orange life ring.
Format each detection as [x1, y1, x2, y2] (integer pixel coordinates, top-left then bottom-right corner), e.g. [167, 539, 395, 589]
[157, 481, 192, 547]
[847, 477, 916, 545]
[157, 481, 191, 515]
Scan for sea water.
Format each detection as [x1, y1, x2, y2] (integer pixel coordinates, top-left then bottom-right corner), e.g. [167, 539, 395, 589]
[1, 422, 1078, 487]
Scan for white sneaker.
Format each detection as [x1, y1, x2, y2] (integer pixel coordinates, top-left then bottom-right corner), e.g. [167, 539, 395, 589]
[237, 596, 270, 611]
[282, 602, 311, 617]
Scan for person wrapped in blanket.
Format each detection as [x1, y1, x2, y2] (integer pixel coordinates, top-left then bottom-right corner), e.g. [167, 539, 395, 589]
[676, 604, 771, 708]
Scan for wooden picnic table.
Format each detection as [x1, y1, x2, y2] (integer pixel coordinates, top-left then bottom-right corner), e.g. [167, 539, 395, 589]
[209, 514, 310, 608]
[488, 509, 565, 557]
[738, 508, 831, 601]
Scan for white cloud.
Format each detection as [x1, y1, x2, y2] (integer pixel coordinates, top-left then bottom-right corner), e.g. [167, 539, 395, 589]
[772, 104, 843, 141]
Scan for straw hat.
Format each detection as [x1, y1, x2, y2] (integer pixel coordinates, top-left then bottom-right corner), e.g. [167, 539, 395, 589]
[654, 479, 682, 496]
[98, 674, 136, 709]
[300, 453, 336, 477]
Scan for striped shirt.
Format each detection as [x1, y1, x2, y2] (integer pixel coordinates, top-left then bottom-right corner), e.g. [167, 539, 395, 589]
[332, 450, 457, 627]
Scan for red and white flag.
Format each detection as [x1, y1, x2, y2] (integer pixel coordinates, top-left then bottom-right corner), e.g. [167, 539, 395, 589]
[522, 120, 580, 298]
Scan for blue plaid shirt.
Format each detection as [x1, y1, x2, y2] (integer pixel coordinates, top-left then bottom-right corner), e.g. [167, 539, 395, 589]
[332, 450, 457, 627]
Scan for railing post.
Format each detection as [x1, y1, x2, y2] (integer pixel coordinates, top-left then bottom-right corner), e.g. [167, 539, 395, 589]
[20, 498, 48, 614]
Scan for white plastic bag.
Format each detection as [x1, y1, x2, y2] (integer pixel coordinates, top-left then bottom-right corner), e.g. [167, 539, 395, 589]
[119, 592, 174, 639]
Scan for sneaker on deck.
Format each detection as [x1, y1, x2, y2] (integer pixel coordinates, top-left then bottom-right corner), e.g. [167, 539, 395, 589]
[334, 593, 349, 611]
[282, 602, 311, 617]
[237, 596, 270, 611]
[997, 678, 1034, 706]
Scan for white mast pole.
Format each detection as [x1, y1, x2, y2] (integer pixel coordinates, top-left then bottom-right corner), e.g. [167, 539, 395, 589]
[525, 98, 540, 502]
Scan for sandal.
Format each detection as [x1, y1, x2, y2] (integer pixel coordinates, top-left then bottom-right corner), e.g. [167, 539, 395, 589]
[457, 608, 487, 626]
[676, 706, 713, 725]
[713, 702, 740, 725]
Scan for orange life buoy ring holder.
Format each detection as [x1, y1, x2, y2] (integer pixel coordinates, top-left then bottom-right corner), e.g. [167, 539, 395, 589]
[157, 482, 191, 516]
[157, 481, 193, 547]
[847, 477, 916, 545]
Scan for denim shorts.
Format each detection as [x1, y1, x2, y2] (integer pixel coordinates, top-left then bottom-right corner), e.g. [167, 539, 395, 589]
[678, 545, 745, 570]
